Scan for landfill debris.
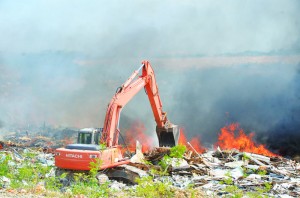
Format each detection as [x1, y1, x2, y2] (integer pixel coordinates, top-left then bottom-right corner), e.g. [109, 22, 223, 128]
[1, 131, 300, 197]
[143, 147, 300, 197]
[130, 140, 145, 164]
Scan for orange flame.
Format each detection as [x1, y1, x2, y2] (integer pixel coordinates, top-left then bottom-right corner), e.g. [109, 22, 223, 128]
[123, 121, 153, 153]
[122, 120, 277, 157]
[178, 128, 205, 153]
[190, 136, 206, 153]
[216, 123, 277, 157]
[178, 128, 188, 145]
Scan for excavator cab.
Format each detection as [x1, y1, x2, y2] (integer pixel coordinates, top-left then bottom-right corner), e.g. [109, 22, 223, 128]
[63, 128, 103, 151]
[156, 125, 180, 147]
[77, 128, 102, 145]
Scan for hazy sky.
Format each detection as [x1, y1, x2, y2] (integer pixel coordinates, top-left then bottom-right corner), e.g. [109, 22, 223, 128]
[1, 0, 299, 55]
[1, 1, 300, 151]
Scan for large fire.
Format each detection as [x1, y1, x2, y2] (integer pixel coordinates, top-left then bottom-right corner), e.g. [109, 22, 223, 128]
[177, 128, 205, 153]
[122, 123, 205, 154]
[122, 121, 154, 153]
[122, 121, 277, 157]
[216, 123, 277, 157]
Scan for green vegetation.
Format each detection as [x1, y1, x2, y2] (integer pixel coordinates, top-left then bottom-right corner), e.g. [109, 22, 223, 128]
[44, 172, 65, 192]
[99, 143, 107, 150]
[158, 155, 171, 173]
[157, 145, 187, 174]
[220, 173, 243, 198]
[242, 153, 250, 161]
[64, 158, 112, 198]
[0, 154, 12, 178]
[0, 152, 111, 197]
[219, 172, 234, 185]
[242, 167, 250, 178]
[220, 171, 273, 198]
[149, 168, 169, 176]
[255, 182, 272, 194]
[69, 172, 110, 198]
[257, 169, 267, 176]
[245, 192, 271, 198]
[223, 185, 244, 198]
[186, 183, 198, 198]
[142, 159, 153, 166]
[169, 144, 186, 158]
[132, 176, 174, 198]
[1, 153, 52, 191]
[89, 158, 102, 177]
[246, 184, 273, 198]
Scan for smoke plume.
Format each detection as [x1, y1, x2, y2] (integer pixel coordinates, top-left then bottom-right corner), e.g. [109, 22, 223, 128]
[0, 1, 300, 156]
[168, 62, 300, 156]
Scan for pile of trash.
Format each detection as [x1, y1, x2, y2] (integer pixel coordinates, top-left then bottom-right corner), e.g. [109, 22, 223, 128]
[138, 147, 300, 197]
[0, 127, 77, 151]
[1, 136, 300, 197]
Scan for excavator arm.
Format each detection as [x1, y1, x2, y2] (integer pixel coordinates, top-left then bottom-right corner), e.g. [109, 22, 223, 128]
[54, 60, 179, 173]
[101, 60, 179, 147]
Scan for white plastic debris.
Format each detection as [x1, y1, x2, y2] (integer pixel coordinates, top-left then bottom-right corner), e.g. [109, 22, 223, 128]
[172, 175, 192, 188]
[246, 174, 261, 180]
[130, 140, 145, 164]
[8, 160, 16, 166]
[230, 167, 244, 180]
[244, 164, 260, 170]
[109, 181, 126, 191]
[209, 169, 228, 179]
[281, 183, 293, 189]
[0, 176, 11, 187]
[201, 182, 214, 189]
[224, 161, 244, 168]
[278, 194, 294, 198]
[171, 158, 189, 170]
[45, 167, 55, 178]
[96, 174, 109, 185]
[296, 163, 300, 170]
[0, 154, 6, 162]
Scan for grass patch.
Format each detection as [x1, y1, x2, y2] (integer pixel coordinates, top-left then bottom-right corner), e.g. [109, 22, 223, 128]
[170, 145, 186, 159]
[132, 176, 174, 198]
[223, 185, 243, 198]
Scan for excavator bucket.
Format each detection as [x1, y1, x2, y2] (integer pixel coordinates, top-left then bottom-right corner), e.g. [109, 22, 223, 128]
[156, 125, 180, 147]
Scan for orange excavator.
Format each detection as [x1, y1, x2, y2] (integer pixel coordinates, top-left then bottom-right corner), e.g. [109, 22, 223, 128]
[55, 61, 179, 175]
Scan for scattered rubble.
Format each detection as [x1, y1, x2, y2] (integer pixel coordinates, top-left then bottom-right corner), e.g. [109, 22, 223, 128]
[141, 147, 300, 197]
[1, 132, 300, 197]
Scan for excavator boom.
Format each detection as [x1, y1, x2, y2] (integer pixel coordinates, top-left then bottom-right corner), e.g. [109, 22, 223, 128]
[142, 61, 179, 146]
[101, 60, 179, 147]
[55, 61, 178, 174]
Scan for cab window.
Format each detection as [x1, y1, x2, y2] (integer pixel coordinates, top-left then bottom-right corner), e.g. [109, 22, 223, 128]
[78, 133, 92, 144]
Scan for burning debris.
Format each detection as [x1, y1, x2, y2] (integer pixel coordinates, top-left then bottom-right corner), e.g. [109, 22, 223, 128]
[216, 123, 278, 157]
[1, 122, 299, 197]
[122, 121, 154, 153]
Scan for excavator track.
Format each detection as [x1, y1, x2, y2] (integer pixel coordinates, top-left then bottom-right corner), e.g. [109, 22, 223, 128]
[103, 164, 148, 184]
[55, 164, 148, 185]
